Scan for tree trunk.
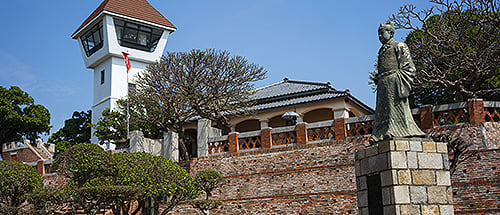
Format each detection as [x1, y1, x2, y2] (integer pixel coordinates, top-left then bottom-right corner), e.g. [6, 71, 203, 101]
[176, 127, 189, 161]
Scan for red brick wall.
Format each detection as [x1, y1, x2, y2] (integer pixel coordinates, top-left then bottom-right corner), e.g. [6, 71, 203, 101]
[170, 123, 499, 214]
[2, 147, 40, 163]
[40, 122, 499, 214]
[170, 137, 370, 214]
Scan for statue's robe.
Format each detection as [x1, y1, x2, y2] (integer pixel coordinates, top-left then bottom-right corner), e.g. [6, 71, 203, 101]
[370, 39, 425, 143]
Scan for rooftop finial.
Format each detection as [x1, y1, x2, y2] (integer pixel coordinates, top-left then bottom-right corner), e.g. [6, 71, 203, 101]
[283, 77, 289, 82]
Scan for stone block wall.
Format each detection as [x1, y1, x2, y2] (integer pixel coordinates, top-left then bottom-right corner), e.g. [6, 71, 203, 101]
[355, 139, 454, 214]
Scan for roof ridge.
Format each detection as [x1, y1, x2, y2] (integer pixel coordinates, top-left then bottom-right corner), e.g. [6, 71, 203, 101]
[253, 78, 335, 93]
[251, 80, 286, 93]
[286, 79, 332, 87]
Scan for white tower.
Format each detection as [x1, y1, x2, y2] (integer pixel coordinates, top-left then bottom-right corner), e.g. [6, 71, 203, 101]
[71, 0, 176, 143]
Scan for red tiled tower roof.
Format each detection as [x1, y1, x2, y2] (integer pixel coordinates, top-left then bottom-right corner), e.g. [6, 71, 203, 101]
[72, 0, 176, 37]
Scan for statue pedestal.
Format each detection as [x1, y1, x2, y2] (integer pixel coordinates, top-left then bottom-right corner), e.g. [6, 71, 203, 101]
[355, 139, 454, 215]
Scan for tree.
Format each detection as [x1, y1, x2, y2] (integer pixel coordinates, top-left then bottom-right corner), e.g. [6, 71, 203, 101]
[113, 152, 199, 215]
[124, 49, 267, 160]
[172, 49, 267, 133]
[0, 86, 51, 158]
[25, 186, 67, 215]
[49, 110, 91, 152]
[52, 143, 114, 188]
[92, 108, 128, 143]
[0, 161, 43, 208]
[390, 0, 500, 105]
[190, 170, 226, 215]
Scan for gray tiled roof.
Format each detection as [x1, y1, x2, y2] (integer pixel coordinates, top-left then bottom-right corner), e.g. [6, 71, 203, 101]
[250, 78, 351, 112]
[252, 91, 348, 111]
[251, 79, 333, 100]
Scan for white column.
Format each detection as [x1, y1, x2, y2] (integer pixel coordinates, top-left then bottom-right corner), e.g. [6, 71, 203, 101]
[197, 118, 211, 157]
[332, 107, 350, 119]
[163, 131, 179, 162]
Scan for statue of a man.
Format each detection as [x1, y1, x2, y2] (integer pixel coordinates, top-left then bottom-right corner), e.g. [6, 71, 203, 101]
[370, 21, 425, 144]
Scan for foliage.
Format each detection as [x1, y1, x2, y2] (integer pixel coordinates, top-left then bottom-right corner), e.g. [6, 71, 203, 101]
[0, 206, 21, 215]
[92, 108, 129, 143]
[190, 199, 222, 215]
[49, 110, 91, 152]
[25, 186, 67, 215]
[0, 86, 51, 158]
[118, 49, 266, 160]
[194, 170, 226, 199]
[52, 143, 114, 188]
[0, 161, 43, 207]
[390, 0, 500, 105]
[74, 185, 141, 215]
[191, 170, 226, 214]
[113, 152, 199, 214]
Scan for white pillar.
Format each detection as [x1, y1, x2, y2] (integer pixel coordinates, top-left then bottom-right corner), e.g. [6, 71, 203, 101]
[197, 118, 211, 157]
[163, 132, 179, 162]
[332, 107, 349, 119]
[260, 119, 269, 129]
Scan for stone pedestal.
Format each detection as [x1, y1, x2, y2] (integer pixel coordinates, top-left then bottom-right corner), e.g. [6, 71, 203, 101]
[355, 139, 454, 215]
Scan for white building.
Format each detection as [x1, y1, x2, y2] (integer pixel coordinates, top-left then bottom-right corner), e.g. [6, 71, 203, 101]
[71, 0, 176, 143]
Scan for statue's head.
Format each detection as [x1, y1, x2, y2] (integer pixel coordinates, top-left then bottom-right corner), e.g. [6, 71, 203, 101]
[378, 21, 395, 44]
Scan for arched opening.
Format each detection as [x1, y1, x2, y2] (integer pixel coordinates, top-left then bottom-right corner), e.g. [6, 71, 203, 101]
[269, 115, 294, 128]
[303, 108, 334, 123]
[235, 119, 260, 132]
[184, 129, 197, 159]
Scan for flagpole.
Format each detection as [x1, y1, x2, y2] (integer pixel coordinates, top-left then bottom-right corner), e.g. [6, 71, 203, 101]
[127, 70, 130, 139]
[123, 52, 131, 140]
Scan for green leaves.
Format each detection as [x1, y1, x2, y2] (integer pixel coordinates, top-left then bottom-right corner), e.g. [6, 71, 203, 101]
[92, 108, 128, 142]
[0, 161, 43, 207]
[52, 143, 114, 188]
[0, 86, 51, 154]
[194, 170, 226, 199]
[49, 110, 91, 152]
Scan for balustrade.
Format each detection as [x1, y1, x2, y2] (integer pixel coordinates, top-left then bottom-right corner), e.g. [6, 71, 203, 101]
[207, 135, 229, 155]
[307, 120, 335, 141]
[238, 131, 262, 151]
[203, 99, 497, 156]
[271, 126, 296, 146]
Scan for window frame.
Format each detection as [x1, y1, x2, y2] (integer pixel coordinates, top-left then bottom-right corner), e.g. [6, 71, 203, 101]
[114, 18, 163, 52]
[100, 70, 105, 85]
[81, 21, 104, 57]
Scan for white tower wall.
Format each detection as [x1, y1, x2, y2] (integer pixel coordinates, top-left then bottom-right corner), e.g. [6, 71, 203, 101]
[74, 13, 174, 143]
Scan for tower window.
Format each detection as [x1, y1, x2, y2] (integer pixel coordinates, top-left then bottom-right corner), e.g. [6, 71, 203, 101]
[114, 18, 163, 52]
[81, 21, 104, 57]
[100, 70, 105, 85]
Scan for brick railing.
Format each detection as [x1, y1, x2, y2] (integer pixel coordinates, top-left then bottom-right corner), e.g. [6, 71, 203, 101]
[205, 99, 499, 156]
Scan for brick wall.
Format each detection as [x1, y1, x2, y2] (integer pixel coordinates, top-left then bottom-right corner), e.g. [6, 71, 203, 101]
[39, 123, 499, 214]
[2, 147, 40, 163]
[170, 137, 370, 214]
[170, 123, 499, 214]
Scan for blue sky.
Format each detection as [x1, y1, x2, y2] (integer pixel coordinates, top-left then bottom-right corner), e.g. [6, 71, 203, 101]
[0, 0, 432, 140]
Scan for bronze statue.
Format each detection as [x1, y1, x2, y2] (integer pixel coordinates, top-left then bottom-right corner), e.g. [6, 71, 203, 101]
[370, 21, 425, 144]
